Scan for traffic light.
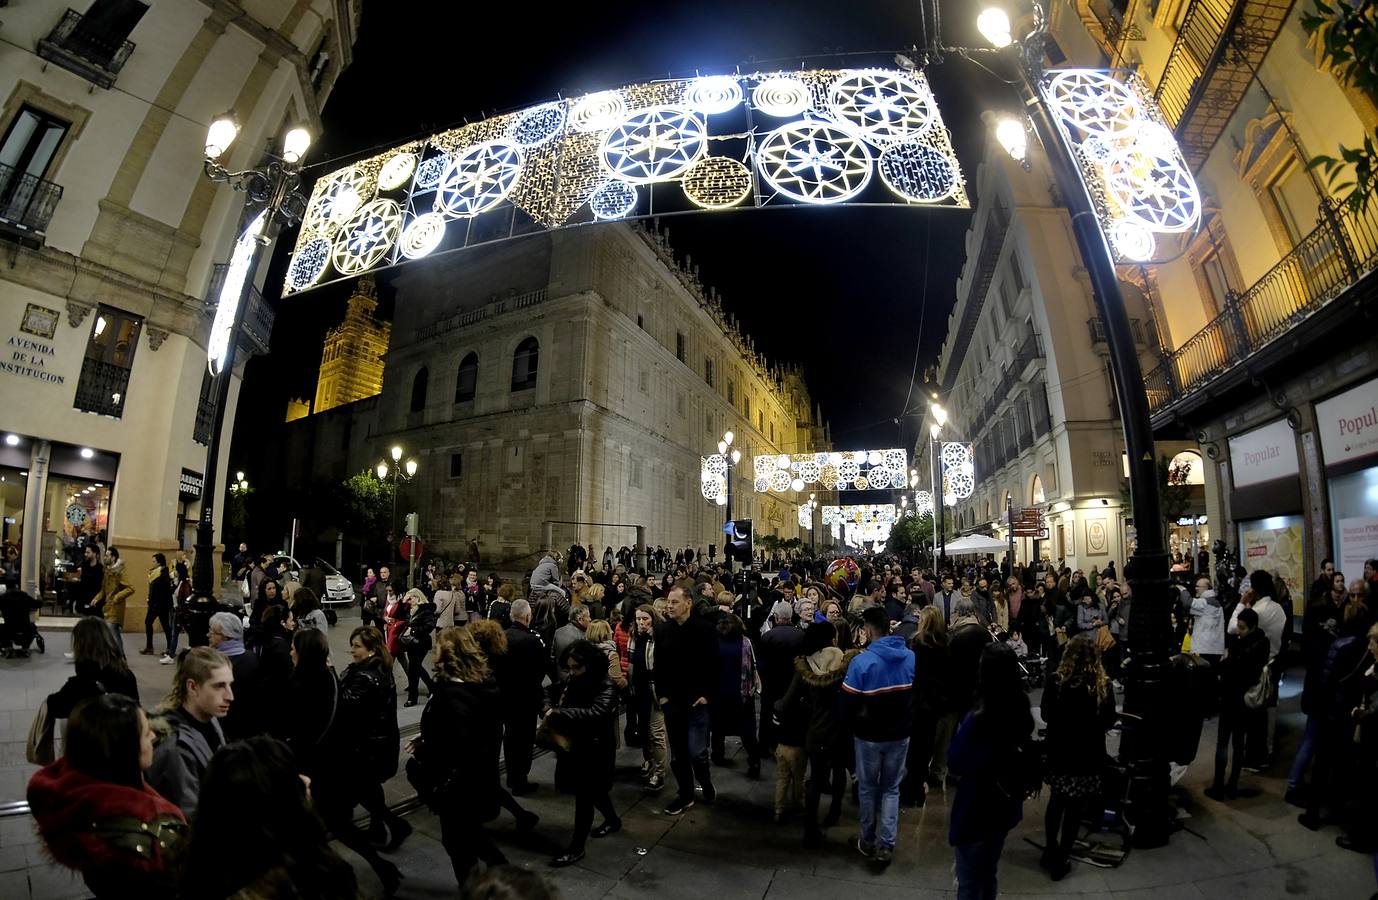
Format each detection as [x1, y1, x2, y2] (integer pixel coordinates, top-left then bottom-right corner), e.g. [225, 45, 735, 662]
[404, 512, 419, 537]
[726, 518, 753, 563]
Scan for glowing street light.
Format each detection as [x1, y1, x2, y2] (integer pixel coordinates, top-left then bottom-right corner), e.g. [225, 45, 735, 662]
[995, 117, 1029, 167]
[977, 7, 1014, 48]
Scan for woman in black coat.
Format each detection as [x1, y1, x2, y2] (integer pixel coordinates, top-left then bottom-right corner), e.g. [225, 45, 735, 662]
[252, 605, 294, 737]
[340, 625, 408, 850]
[545, 639, 621, 867]
[1208, 606, 1270, 801]
[400, 589, 437, 707]
[903, 606, 950, 807]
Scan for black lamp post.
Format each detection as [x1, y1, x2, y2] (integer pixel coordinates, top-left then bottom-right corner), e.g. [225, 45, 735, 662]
[376, 447, 418, 565]
[716, 430, 741, 570]
[974, 1, 1172, 847]
[191, 115, 311, 609]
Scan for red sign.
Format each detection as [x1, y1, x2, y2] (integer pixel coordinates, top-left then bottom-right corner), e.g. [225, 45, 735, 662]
[399, 536, 426, 560]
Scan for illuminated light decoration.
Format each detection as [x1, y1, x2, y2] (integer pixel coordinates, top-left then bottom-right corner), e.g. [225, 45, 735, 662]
[776, 454, 792, 469]
[854, 475, 869, 490]
[799, 505, 812, 529]
[828, 452, 843, 466]
[285, 237, 330, 291]
[589, 180, 639, 219]
[867, 450, 883, 466]
[681, 156, 753, 209]
[207, 212, 266, 376]
[939, 441, 976, 501]
[685, 76, 743, 114]
[413, 154, 450, 190]
[947, 470, 975, 500]
[851, 450, 869, 464]
[756, 121, 872, 205]
[940, 441, 969, 470]
[758, 448, 908, 492]
[400, 212, 447, 259]
[878, 143, 959, 203]
[512, 103, 567, 147]
[916, 490, 934, 516]
[867, 468, 891, 489]
[769, 469, 792, 492]
[435, 140, 524, 218]
[754, 476, 770, 492]
[836, 459, 861, 484]
[790, 477, 806, 492]
[702, 453, 727, 476]
[884, 449, 907, 470]
[377, 153, 417, 191]
[1104, 150, 1200, 233]
[1110, 218, 1155, 261]
[1135, 121, 1178, 156]
[600, 106, 707, 184]
[797, 460, 821, 482]
[751, 76, 813, 117]
[569, 90, 627, 132]
[331, 199, 402, 275]
[700, 453, 727, 502]
[1082, 136, 1114, 164]
[1043, 70, 1142, 138]
[827, 70, 936, 144]
[302, 166, 367, 236]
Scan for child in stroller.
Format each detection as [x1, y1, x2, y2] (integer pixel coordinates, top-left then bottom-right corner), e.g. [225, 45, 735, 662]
[0, 588, 43, 657]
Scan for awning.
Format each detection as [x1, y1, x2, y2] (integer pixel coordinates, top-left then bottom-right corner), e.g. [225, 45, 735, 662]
[944, 534, 1009, 554]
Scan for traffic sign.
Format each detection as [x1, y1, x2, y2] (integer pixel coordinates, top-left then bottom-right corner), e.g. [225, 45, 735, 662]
[399, 536, 426, 560]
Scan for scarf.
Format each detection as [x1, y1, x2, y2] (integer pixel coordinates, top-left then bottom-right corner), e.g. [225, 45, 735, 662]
[218, 638, 246, 657]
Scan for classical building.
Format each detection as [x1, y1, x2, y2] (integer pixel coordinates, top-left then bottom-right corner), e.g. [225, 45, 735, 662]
[0, 1, 359, 621]
[280, 221, 831, 569]
[1043, 0, 1378, 604]
[312, 274, 390, 414]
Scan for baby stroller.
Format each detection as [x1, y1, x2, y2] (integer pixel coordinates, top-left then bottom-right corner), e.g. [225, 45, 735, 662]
[0, 588, 43, 657]
[1019, 653, 1047, 691]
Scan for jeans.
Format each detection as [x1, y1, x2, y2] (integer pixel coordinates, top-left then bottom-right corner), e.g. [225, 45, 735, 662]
[405, 645, 435, 702]
[664, 702, 713, 802]
[1287, 715, 1321, 790]
[931, 711, 960, 779]
[854, 737, 909, 850]
[954, 835, 1007, 900]
[144, 606, 170, 652]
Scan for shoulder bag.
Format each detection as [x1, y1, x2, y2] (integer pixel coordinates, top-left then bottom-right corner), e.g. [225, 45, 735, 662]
[1243, 662, 1275, 709]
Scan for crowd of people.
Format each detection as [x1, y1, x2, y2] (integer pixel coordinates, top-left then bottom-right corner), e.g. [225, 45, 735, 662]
[20, 541, 1378, 899]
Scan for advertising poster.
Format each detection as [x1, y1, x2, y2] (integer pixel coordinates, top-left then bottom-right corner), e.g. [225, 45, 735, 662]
[1086, 518, 1108, 556]
[1339, 516, 1378, 585]
[1241, 522, 1305, 615]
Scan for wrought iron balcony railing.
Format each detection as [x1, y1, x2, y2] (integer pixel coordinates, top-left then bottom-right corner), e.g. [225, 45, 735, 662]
[1152, 0, 1292, 170]
[0, 162, 62, 242]
[73, 359, 132, 417]
[37, 8, 137, 89]
[207, 262, 276, 356]
[1146, 197, 1378, 418]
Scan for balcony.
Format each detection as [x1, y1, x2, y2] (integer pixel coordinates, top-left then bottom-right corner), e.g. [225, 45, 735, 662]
[1153, 0, 1292, 170]
[1088, 316, 1150, 346]
[1146, 197, 1378, 421]
[37, 9, 137, 90]
[73, 359, 132, 417]
[1085, 0, 1145, 62]
[194, 395, 215, 446]
[208, 263, 276, 356]
[0, 163, 62, 243]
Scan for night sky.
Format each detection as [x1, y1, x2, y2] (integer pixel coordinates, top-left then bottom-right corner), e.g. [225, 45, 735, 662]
[233, 0, 1014, 478]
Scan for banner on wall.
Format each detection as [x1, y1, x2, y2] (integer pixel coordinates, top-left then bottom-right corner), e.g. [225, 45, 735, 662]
[1316, 376, 1378, 468]
[1241, 521, 1305, 615]
[1338, 516, 1378, 585]
[1229, 419, 1300, 488]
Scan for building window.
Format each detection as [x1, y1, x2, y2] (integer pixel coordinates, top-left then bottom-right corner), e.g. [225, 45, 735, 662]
[675, 331, 685, 362]
[704, 357, 714, 387]
[629, 456, 643, 489]
[449, 452, 463, 478]
[73, 304, 140, 417]
[0, 105, 70, 232]
[769, 420, 774, 442]
[639, 369, 649, 393]
[727, 381, 735, 405]
[758, 410, 764, 432]
[674, 471, 686, 500]
[706, 411, 713, 434]
[410, 367, 428, 412]
[1267, 159, 1321, 248]
[511, 336, 538, 391]
[454, 352, 477, 402]
[637, 313, 644, 329]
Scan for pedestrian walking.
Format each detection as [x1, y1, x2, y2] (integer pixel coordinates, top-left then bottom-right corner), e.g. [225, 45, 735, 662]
[656, 586, 718, 815]
[711, 613, 762, 777]
[629, 602, 667, 791]
[1207, 607, 1270, 801]
[399, 588, 437, 707]
[340, 625, 409, 849]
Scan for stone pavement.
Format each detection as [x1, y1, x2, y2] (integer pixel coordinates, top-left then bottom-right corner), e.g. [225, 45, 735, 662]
[0, 612, 1373, 898]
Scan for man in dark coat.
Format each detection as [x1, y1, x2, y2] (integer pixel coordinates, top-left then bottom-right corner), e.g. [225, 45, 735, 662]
[655, 586, 718, 815]
[756, 600, 805, 752]
[499, 599, 549, 794]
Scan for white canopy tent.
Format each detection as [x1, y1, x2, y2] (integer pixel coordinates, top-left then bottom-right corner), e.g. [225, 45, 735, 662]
[943, 534, 1008, 555]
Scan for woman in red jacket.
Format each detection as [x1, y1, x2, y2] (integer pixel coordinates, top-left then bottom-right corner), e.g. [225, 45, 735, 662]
[28, 693, 187, 897]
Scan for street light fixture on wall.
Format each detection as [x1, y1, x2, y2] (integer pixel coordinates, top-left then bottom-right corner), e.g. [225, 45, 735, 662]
[191, 115, 313, 607]
[376, 449, 419, 564]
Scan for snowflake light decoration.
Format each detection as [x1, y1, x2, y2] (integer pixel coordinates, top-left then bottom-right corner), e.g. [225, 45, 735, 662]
[331, 200, 402, 275]
[915, 490, 934, 516]
[685, 76, 743, 115]
[302, 166, 367, 236]
[600, 106, 707, 184]
[751, 76, 813, 117]
[827, 70, 936, 144]
[799, 505, 812, 529]
[938, 441, 975, 501]
[512, 103, 567, 147]
[377, 153, 417, 191]
[1105, 150, 1199, 233]
[413, 154, 449, 191]
[1044, 70, 1142, 138]
[879, 143, 958, 203]
[569, 91, 627, 132]
[589, 180, 638, 219]
[940, 441, 969, 470]
[769, 469, 793, 492]
[756, 448, 907, 492]
[681, 156, 753, 209]
[756, 121, 872, 205]
[285, 237, 330, 292]
[435, 141, 524, 218]
[1110, 218, 1155, 261]
[400, 212, 447, 259]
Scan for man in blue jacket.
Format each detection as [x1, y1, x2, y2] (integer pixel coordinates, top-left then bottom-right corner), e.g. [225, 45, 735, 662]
[842, 606, 914, 865]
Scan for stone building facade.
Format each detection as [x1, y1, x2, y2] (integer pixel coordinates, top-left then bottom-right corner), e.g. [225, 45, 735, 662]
[312, 274, 389, 414]
[282, 221, 831, 568]
[0, 0, 359, 621]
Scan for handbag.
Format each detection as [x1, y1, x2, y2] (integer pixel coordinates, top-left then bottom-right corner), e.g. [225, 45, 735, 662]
[406, 753, 459, 809]
[535, 714, 573, 752]
[26, 699, 56, 765]
[1243, 662, 1276, 709]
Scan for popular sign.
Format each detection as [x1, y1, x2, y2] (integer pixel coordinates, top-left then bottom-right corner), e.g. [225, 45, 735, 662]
[1228, 418, 1299, 488]
[1316, 376, 1378, 469]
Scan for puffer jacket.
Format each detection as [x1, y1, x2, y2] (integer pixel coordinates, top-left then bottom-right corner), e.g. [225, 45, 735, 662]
[545, 674, 619, 794]
[778, 646, 861, 754]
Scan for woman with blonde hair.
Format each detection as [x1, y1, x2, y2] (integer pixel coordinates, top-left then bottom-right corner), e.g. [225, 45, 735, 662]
[467, 619, 541, 832]
[583, 582, 607, 621]
[410, 626, 507, 884]
[1040, 634, 1118, 880]
[399, 589, 436, 707]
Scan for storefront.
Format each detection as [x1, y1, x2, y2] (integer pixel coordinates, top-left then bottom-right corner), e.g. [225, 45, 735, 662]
[1226, 418, 1306, 621]
[1316, 375, 1378, 582]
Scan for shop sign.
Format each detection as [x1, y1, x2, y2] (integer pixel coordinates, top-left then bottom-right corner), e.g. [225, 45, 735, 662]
[1228, 418, 1298, 488]
[179, 469, 204, 500]
[1316, 376, 1378, 468]
[1338, 516, 1378, 585]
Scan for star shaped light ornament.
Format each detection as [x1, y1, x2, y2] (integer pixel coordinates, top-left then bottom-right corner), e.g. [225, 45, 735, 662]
[331, 199, 402, 275]
[757, 121, 872, 204]
[827, 70, 937, 144]
[600, 107, 708, 184]
[435, 141, 524, 218]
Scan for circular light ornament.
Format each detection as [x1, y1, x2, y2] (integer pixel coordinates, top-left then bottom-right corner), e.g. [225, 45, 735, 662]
[512, 103, 567, 147]
[1133, 121, 1178, 156]
[754, 476, 770, 492]
[331, 199, 401, 275]
[1045, 70, 1143, 138]
[1110, 218, 1156, 261]
[303, 166, 367, 235]
[701, 477, 724, 501]
[827, 70, 937, 143]
[756, 121, 872, 205]
[413, 154, 450, 191]
[916, 490, 934, 516]
[286, 237, 330, 292]
[851, 450, 869, 464]
[685, 76, 743, 114]
[377, 152, 417, 191]
[837, 459, 861, 484]
[828, 452, 843, 466]
[399, 212, 447, 259]
[878, 143, 958, 203]
[820, 464, 839, 485]
[703, 454, 727, 475]
[769, 469, 792, 492]
[435, 140, 524, 218]
[867, 468, 891, 489]
[589, 180, 638, 219]
[867, 450, 883, 466]
[949, 471, 975, 499]
[790, 477, 806, 492]
[855, 475, 870, 490]
[1105, 150, 1200, 233]
[798, 460, 821, 482]
[941, 441, 969, 470]
[600, 106, 708, 184]
[570, 90, 627, 132]
[885, 449, 907, 470]
[752, 77, 813, 117]
[776, 454, 791, 470]
[681, 156, 753, 209]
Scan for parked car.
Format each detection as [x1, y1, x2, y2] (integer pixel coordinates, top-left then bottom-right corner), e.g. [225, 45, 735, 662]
[241, 555, 355, 619]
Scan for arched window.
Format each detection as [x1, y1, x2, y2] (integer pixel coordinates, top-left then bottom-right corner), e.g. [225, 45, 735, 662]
[1168, 450, 1205, 485]
[410, 366, 428, 412]
[1031, 474, 1045, 505]
[455, 352, 477, 402]
[511, 337, 539, 391]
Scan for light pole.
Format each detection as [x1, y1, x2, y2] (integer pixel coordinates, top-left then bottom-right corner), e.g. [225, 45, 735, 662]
[192, 115, 311, 606]
[716, 430, 741, 570]
[930, 403, 948, 569]
[975, 2, 1173, 847]
[376, 445, 418, 565]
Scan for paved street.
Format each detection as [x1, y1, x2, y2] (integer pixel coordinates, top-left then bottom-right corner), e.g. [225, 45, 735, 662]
[0, 610, 1370, 899]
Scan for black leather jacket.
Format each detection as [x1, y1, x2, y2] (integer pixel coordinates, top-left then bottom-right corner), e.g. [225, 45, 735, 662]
[340, 656, 400, 779]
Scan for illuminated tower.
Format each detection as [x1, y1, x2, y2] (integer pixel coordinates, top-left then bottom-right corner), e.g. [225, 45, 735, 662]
[313, 275, 391, 413]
